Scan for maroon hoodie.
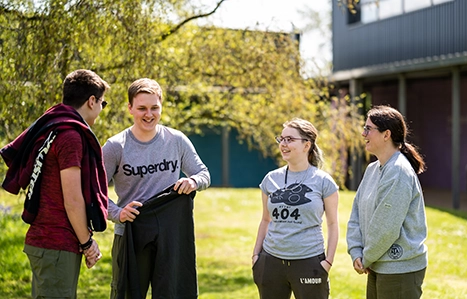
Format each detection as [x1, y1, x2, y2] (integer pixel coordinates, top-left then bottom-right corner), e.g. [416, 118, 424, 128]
[0, 103, 108, 232]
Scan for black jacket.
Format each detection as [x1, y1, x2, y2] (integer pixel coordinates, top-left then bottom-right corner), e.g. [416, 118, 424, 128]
[116, 185, 198, 299]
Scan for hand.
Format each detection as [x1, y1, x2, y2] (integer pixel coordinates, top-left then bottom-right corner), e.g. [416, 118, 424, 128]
[82, 239, 102, 269]
[119, 201, 143, 222]
[85, 252, 102, 268]
[174, 178, 197, 194]
[353, 257, 368, 275]
[320, 260, 331, 273]
[252, 254, 259, 266]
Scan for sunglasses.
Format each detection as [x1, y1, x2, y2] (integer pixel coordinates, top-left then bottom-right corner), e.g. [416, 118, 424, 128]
[95, 96, 108, 109]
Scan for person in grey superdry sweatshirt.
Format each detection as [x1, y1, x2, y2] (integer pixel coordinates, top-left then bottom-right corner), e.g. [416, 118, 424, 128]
[102, 78, 210, 299]
[347, 105, 428, 299]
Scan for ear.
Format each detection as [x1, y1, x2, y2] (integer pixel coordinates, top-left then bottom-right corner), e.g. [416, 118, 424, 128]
[384, 130, 391, 141]
[87, 95, 96, 109]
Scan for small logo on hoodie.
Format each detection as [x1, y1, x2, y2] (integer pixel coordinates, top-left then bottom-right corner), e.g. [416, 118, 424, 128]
[388, 244, 403, 259]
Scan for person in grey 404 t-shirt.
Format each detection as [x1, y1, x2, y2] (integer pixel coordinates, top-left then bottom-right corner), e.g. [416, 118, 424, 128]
[252, 118, 339, 299]
[102, 78, 210, 299]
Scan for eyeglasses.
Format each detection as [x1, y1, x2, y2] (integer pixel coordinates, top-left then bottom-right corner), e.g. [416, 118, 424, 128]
[275, 136, 309, 144]
[363, 125, 378, 134]
[95, 96, 108, 109]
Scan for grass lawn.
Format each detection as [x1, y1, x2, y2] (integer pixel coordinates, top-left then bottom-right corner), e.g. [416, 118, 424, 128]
[1, 187, 466, 298]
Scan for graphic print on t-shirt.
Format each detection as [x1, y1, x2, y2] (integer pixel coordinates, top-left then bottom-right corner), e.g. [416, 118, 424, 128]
[270, 183, 313, 206]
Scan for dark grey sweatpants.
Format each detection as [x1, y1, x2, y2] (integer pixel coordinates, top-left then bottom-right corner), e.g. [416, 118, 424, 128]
[253, 250, 329, 299]
[366, 268, 426, 299]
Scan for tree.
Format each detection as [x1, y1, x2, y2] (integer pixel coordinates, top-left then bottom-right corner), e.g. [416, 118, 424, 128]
[0, 0, 363, 188]
[0, 0, 227, 138]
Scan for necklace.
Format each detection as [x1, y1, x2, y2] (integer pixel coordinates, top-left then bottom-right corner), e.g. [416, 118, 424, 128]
[283, 165, 310, 191]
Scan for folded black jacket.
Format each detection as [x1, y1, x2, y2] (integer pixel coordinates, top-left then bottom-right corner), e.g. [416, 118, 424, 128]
[116, 185, 198, 299]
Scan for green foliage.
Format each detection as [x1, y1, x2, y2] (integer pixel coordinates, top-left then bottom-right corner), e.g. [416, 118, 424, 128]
[0, 0, 364, 187]
[1, 187, 467, 298]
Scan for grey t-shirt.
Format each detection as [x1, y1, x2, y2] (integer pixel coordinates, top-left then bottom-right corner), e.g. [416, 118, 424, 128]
[102, 125, 210, 236]
[260, 165, 338, 260]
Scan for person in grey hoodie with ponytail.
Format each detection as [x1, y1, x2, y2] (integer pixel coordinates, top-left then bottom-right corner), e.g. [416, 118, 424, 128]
[347, 105, 428, 299]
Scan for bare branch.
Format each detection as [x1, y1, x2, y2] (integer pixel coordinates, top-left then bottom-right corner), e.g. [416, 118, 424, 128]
[158, 0, 226, 42]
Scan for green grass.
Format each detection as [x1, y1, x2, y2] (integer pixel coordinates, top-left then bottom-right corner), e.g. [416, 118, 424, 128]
[1, 188, 466, 298]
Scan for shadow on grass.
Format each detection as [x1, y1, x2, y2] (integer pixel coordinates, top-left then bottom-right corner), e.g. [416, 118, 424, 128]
[426, 205, 467, 221]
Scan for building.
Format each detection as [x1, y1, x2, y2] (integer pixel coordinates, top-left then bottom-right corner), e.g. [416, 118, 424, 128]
[189, 128, 277, 188]
[331, 0, 467, 209]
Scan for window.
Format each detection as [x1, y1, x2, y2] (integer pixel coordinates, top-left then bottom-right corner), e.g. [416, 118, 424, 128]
[347, 3, 362, 24]
[379, 0, 402, 20]
[433, 0, 453, 3]
[354, 0, 455, 24]
[361, 0, 378, 23]
[405, 0, 431, 13]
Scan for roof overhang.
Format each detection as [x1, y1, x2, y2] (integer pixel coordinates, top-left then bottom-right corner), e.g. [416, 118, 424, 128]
[330, 51, 467, 83]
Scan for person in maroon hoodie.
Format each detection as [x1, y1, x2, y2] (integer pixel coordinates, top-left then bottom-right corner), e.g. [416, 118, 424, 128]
[0, 69, 109, 299]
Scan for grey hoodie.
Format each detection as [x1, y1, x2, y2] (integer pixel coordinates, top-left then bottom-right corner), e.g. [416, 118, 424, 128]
[347, 151, 428, 274]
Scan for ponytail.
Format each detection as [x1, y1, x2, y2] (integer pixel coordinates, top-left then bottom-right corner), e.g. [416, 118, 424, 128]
[284, 118, 324, 168]
[368, 105, 426, 175]
[309, 143, 324, 169]
[400, 142, 426, 174]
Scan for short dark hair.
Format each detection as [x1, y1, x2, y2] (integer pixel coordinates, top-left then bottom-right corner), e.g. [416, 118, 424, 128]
[62, 69, 110, 109]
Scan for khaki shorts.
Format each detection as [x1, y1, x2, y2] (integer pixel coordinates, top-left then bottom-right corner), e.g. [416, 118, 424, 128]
[24, 244, 82, 299]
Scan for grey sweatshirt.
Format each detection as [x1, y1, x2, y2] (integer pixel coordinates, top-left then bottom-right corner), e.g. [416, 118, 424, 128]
[102, 125, 210, 236]
[347, 151, 428, 274]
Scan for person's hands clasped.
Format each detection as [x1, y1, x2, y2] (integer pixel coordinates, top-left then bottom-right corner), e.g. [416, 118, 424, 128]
[353, 257, 368, 274]
[174, 178, 197, 194]
[82, 240, 102, 269]
[119, 201, 143, 223]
